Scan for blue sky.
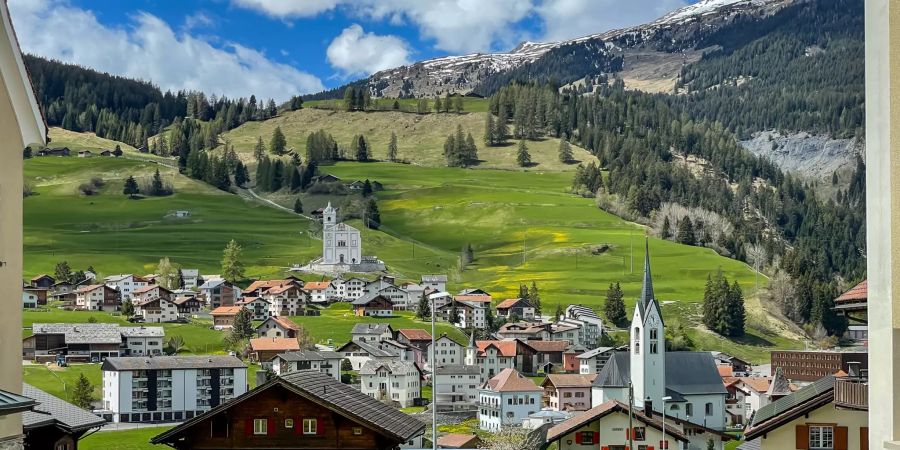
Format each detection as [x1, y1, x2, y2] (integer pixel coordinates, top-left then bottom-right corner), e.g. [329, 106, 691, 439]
[9, 0, 691, 101]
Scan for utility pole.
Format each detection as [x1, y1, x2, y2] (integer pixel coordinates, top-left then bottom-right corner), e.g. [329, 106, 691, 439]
[431, 298, 437, 450]
[628, 381, 634, 450]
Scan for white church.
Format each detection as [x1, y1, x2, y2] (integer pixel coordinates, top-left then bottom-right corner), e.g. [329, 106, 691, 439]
[591, 242, 731, 450]
[292, 202, 385, 274]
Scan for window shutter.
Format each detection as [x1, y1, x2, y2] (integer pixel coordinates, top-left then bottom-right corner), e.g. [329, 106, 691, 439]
[648, 447, 655, 450]
[795, 425, 809, 449]
[626, 428, 630, 439]
[834, 426, 848, 450]
[861, 427, 869, 450]
[575, 432, 582, 444]
[317, 416, 325, 435]
[267, 418, 275, 435]
[594, 432, 600, 444]
[601, 447, 609, 450]
[245, 419, 254, 436]
[294, 418, 302, 435]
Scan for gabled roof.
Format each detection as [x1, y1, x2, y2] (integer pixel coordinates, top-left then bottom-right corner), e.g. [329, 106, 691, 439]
[21, 383, 105, 432]
[30, 274, 53, 282]
[496, 297, 532, 309]
[257, 316, 300, 331]
[835, 279, 867, 303]
[766, 367, 792, 397]
[527, 340, 570, 353]
[0, 388, 36, 416]
[303, 281, 331, 291]
[359, 359, 421, 376]
[277, 350, 343, 362]
[593, 352, 727, 395]
[435, 364, 480, 376]
[336, 340, 396, 358]
[397, 328, 432, 341]
[352, 323, 393, 335]
[198, 278, 226, 289]
[547, 400, 689, 443]
[576, 346, 615, 359]
[75, 284, 108, 294]
[210, 306, 244, 316]
[476, 340, 519, 357]
[152, 370, 424, 445]
[482, 368, 541, 393]
[132, 284, 171, 296]
[250, 337, 301, 352]
[542, 374, 598, 388]
[0, 1, 47, 146]
[352, 292, 393, 306]
[243, 279, 296, 294]
[745, 376, 836, 440]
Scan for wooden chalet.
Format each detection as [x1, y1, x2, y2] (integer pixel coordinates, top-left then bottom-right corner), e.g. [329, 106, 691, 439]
[151, 370, 424, 450]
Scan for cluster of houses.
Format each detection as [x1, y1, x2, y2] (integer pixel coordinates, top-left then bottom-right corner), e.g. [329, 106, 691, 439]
[32, 146, 123, 158]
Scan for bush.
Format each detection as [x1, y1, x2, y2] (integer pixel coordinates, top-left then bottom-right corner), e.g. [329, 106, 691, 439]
[90, 177, 105, 188]
[23, 183, 33, 198]
[306, 181, 348, 195]
[78, 183, 97, 196]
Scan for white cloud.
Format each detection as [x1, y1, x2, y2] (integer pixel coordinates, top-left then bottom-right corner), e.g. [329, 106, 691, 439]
[8, 0, 324, 102]
[184, 11, 215, 31]
[231, 0, 341, 18]
[326, 24, 411, 76]
[231, 0, 534, 54]
[536, 0, 690, 42]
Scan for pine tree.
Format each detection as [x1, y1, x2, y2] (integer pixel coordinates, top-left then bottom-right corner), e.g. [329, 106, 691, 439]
[234, 161, 249, 187]
[270, 126, 287, 155]
[123, 175, 139, 198]
[661, 216, 672, 240]
[444, 93, 452, 113]
[554, 303, 564, 322]
[529, 281, 541, 315]
[222, 239, 245, 283]
[54, 261, 73, 283]
[343, 87, 355, 111]
[465, 133, 477, 166]
[362, 179, 373, 197]
[454, 95, 463, 113]
[253, 136, 266, 161]
[434, 97, 442, 113]
[121, 299, 135, 317]
[677, 217, 697, 245]
[289, 165, 302, 192]
[231, 308, 254, 341]
[448, 301, 460, 324]
[364, 198, 381, 229]
[387, 132, 398, 162]
[72, 373, 94, 409]
[604, 282, 626, 325]
[495, 104, 509, 144]
[293, 198, 303, 214]
[270, 159, 284, 192]
[150, 168, 165, 196]
[416, 292, 431, 320]
[356, 135, 369, 161]
[558, 136, 573, 163]
[113, 144, 123, 157]
[516, 140, 531, 167]
[725, 280, 746, 336]
[484, 113, 495, 146]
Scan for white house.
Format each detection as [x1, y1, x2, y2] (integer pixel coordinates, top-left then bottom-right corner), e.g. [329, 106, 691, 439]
[198, 279, 241, 308]
[577, 347, 616, 374]
[322, 202, 362, 265]
[495, 298, 536, 320]
[104, 274, 149, 300]
[255, 316, 301, 338]
[590, 244, 729, 450]
[478, 368, 542, 431]
[235, 297, 270, 321]
[427, 334, 465, 369]
[421, 274, 447, 293]
[359, 360, 422, 408]
[433, 364, 481, 410]
[302, 281, 332, 304]
[465, 337, 522, 382]
[561, 305, 604, 347]
[179, 269, 200, 289]
[271, 350, 344, 380]
[74, 284, 120, 312]
[351, 323, 394, 343]
[120, 326, 166, 356]
[263, 284, 309, 317]
[438, 300, 487, 329]
[100, 355, 248, 423]
[375, 285, 411, 310]
[336, 340, 401, 371]
[342, 277, 368, 300]
[133, 297, 179, 323]
[22, 290, 37, 308]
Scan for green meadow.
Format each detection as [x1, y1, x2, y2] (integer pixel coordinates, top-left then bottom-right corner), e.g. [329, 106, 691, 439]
[81, 426, 172, 450]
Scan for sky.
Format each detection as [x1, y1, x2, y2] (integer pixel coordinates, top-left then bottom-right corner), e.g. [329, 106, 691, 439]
[8, 0, 691, 102]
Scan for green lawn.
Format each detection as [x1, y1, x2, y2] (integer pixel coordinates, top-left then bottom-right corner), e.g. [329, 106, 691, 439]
[23, 363, 102, 402]
[81, 426, 173, 450]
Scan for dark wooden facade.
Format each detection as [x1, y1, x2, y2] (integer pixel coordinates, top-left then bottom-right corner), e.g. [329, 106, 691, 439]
[157, 384, 410, 449]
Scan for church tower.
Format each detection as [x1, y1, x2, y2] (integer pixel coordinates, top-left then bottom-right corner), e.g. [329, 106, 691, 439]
[630, 239, 665, 408]
[323, 202, 337, 225]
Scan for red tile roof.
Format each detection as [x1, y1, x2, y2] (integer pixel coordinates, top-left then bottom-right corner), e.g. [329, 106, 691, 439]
[436, 433, 481, 448]
[484, 368, 541, 393]
[547, 400, 690, 443]
[250, 337, 300, 352]
[75, 284, 105, 294]
[835, 279, 867, 303]
[210, 306, 244, 316]
[303, 281, 331, 291]
[453, 294, 492, 303]
[496, 298, 527, 309]
[718, 365, 734, 377]
[476, 340, 518, 357]
[243, 279, 295, 294]
[543, 373, 598, 388]
[398, 329, 432, 341]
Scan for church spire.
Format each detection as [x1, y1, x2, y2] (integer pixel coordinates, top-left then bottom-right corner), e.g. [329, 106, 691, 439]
[638, 238, 655, 311]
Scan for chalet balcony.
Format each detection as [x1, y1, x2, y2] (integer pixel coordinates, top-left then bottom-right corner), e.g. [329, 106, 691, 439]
[834, 378, 868, 410]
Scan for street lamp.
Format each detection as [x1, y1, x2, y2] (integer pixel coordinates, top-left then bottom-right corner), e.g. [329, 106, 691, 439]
[661, 396, 672, 450]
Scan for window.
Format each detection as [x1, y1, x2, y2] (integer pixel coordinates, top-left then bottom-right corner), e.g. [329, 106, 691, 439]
[650, 342, 658, 354]
[705, 402, 714, 416]
[650, 329, 658, 340]
[285, 419, 294, 429]
[579, 431, 595, 444]
[253, 419, 267, 435]
[809, 426, 834, 449]
[633, 427, 646, 441]
[303, 418, 318, 434]
[686, 403, 693, 416]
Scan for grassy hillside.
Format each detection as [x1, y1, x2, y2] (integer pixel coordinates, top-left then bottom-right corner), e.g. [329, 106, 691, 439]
[220, 107, 597, 171]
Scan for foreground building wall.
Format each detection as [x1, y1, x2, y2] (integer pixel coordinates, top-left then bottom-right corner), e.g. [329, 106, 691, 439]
[866, 0, 900, 448]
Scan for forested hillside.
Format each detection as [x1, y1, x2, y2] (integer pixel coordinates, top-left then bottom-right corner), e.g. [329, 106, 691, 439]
[672, 0, 864, 138]
[25, 55, 299, 147]
[485, 81, 864, 337]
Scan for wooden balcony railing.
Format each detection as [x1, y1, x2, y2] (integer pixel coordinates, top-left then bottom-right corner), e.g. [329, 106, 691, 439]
[834, 378, 868, 410]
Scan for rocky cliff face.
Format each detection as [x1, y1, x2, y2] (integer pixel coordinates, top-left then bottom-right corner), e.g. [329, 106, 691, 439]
[740, 130, 863, 179]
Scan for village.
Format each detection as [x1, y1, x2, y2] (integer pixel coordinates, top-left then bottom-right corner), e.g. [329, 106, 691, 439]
[19, 228, 871, 450]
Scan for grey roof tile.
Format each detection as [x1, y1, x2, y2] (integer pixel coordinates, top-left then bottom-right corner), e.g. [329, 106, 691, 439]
[101, 355, 246, 371]
[22, 383, 105, 432]
[592, 351, 728, 395]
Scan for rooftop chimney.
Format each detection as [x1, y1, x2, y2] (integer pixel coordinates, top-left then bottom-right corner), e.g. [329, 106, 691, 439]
[644, 397, 653, 418]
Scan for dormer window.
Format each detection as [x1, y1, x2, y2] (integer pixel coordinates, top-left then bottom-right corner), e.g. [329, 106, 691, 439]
[650, 329, 658, 340]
